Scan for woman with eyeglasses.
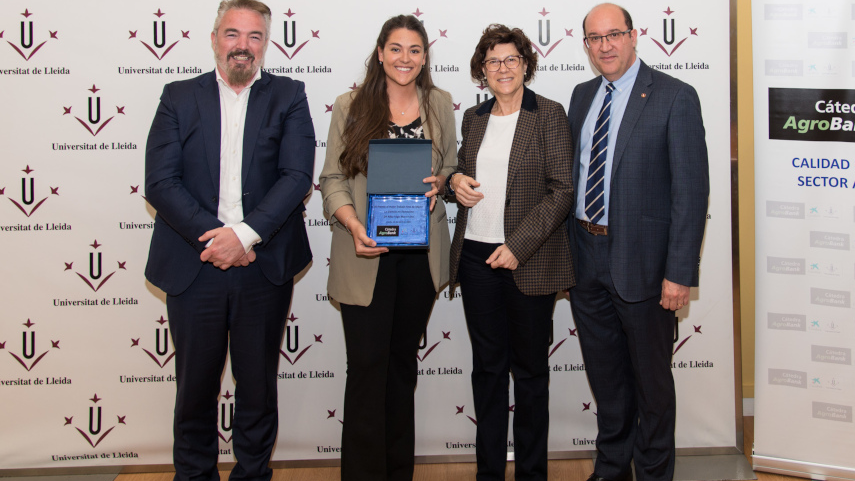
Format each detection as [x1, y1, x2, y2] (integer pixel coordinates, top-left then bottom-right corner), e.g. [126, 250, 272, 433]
[318, 14, 457, 481]
[445, 24, 574, 480]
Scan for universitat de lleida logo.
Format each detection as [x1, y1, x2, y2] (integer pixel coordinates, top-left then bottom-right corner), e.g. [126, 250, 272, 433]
[2, 8, 57, 61]
[1, 165, 59, 219]
[62, 85, 125, 137]
[61, 393, 128, 451]
[278, 313, 332, 380]
[1, 318, 61, 373]
[640, 6, 707, 70]
[128, 8, 189, 60]
[64, 239, 126, 293]
[131, 316, 175, 369]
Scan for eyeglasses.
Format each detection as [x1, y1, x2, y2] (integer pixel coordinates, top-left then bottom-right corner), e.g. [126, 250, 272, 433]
[584, 30, 632, 48]
[483, 55, 524, 72]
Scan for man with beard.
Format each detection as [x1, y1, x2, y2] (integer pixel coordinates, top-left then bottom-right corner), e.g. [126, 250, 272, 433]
[144, 1, 314, 479]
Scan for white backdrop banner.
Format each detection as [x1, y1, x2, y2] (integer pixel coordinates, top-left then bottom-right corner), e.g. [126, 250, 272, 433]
[752, 1, 855, 480]
[0, 0, 734, 471]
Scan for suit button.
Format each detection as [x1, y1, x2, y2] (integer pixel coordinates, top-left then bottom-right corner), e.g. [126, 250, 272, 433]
[505, 199, 511, 206]
[211, 196, 218, 203]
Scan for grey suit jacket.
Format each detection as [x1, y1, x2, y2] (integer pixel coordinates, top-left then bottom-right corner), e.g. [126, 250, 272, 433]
[567, 61, 709, 302]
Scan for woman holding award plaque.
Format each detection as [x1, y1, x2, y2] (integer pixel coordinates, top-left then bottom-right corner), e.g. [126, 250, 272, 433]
[446, 24, 574, 480]
[318, 14, 457, 480]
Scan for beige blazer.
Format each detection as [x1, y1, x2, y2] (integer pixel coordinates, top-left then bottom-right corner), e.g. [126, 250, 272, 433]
[319, 88, 458, 306]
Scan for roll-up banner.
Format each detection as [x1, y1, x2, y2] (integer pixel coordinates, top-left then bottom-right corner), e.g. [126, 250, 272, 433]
[752, 1, 855, 480]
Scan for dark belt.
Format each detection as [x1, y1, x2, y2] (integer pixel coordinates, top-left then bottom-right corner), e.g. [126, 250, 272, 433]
[577, 218, 608, 236]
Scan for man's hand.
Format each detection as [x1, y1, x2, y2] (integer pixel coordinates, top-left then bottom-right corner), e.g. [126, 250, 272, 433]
[231, 249, 257, 267]
[199, 227, 247, 270]
[452, 174, 484, 208]
[486, 244, 519, 270]
[660, 278, 690, 311]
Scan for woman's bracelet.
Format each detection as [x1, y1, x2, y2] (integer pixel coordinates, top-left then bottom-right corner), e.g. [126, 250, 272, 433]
[342, 214, 357, 234]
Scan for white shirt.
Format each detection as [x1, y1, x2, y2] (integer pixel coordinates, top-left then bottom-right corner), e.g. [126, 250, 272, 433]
[214, 68, 262, 253]
[464, 110, 519, 244]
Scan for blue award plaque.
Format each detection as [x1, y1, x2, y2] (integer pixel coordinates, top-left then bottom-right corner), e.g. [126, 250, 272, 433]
[366, 194, 430, 247]
[366, 139, 433, 248]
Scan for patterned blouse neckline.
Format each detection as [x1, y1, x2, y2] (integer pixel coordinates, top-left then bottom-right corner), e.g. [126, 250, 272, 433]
[388, 117, 425, 139]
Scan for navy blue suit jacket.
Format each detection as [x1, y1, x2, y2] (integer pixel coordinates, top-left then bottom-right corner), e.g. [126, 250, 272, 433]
[567, 61, 709, 302]
[144, 70, 315, 296]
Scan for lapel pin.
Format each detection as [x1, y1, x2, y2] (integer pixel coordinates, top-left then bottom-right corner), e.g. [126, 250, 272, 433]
[641, 93, 647, 98]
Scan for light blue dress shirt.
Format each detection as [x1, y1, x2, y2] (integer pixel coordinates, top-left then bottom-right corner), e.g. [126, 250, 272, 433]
[574, 57, 641, 225]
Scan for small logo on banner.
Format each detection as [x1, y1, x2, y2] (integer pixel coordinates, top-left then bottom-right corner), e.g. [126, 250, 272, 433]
[765, 60, 803, 77]
[530, 7, 574, 59]
[132, 316, 174, 368]
[218, 390, 234, 444]
[1, 318, 60, 372]
[2, 8, 58, 61]
[810, 288, 851, 308]
[128, 8, 189, 60]
[270, 9, 317, 60]
[811, 345, 852, 365]
[768, 368, 807, 388]
[812, 401, 852, 422]
[639, 6, 700, 58]
[766, 256, 806, 275]
[64, 393, 126, 448]
[765, 201, 805, 219]
[279, 313, 324, 367]
[767, 312, 806, 331]
[809, 231, 850, 250]
[764, 4, 802, 21]
[65, 240, 126, 292]
[2, 165, 59, 218]
[63, 85, 125, 137]
[808, 32, 846, 49]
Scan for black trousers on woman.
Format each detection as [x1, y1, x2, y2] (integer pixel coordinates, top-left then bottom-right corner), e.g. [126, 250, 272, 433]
[458, 240, 555, 481]
[340, 250, 436, 481]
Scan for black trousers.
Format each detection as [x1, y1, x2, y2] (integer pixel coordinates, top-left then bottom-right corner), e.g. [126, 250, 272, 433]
[458, 240, 555, 481]
[167, 262, 293, 481]
[340, 250, 435, 481]
[569, 221, 677, 481]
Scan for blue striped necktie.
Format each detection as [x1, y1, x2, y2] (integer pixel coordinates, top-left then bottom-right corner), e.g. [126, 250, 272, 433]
[585, 82, 615, 224]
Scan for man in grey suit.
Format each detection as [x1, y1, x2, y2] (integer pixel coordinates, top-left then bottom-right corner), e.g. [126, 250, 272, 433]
[566, 4, 709, 481]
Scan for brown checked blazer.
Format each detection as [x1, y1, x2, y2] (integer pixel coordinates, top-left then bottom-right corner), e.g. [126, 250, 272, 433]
[449, 87, 575, 296]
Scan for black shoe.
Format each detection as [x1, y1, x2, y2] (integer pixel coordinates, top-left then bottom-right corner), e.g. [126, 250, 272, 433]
[587, 473, 632, 481]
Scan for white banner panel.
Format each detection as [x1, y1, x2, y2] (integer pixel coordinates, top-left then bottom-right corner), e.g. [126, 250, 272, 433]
[0, 0, 734, 471]
[752, 1, 855, 480]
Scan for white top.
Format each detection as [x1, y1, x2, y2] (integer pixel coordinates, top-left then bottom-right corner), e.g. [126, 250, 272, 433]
[464, 110, 519, 244]
[214, 68, 262, 253]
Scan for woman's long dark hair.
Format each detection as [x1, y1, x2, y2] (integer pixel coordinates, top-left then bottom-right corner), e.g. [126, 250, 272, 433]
[339, 14, 446, 178]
